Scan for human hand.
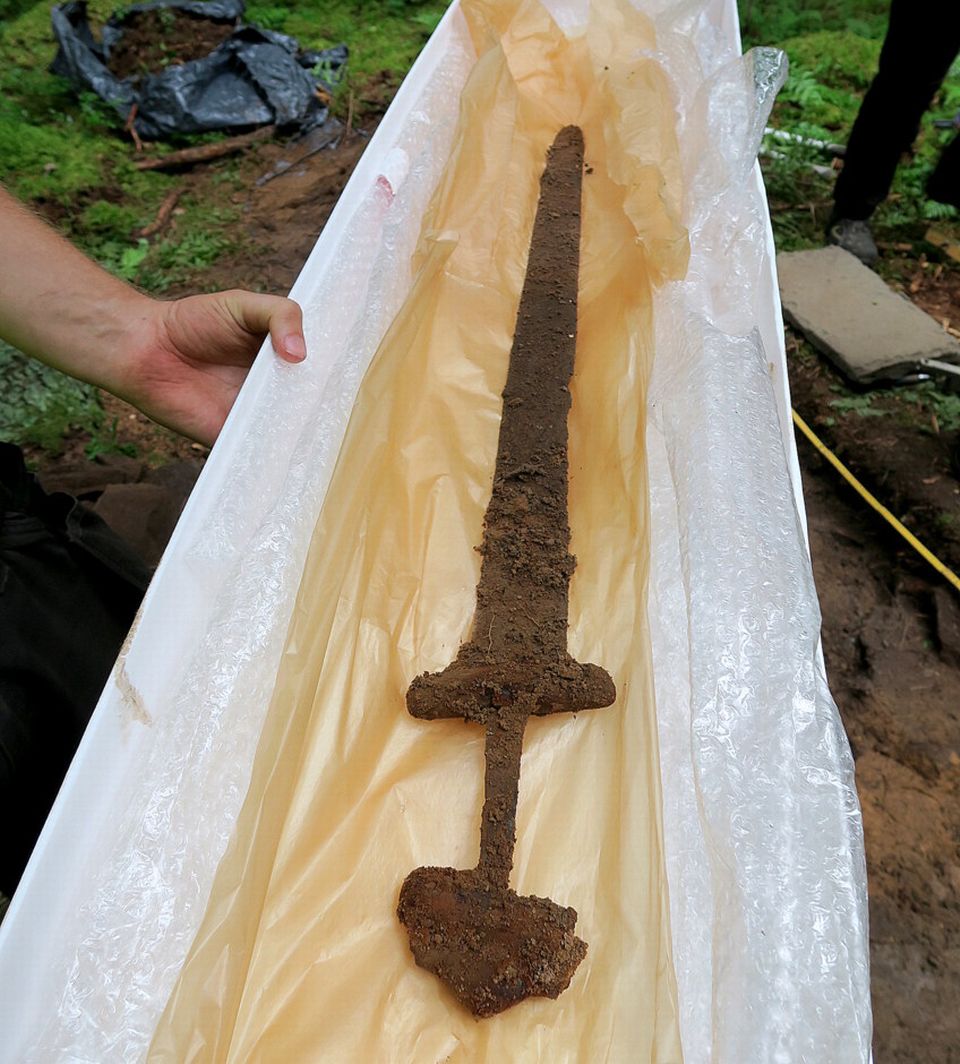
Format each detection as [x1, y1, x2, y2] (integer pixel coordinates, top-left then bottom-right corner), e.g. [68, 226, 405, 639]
[0, 187, 307, 444]
[115, 290, 306, 446]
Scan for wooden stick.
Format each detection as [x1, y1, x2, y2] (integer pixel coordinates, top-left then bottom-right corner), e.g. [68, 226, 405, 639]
[134, 126, 276, 171]
[124, 103, 143, 154]
[135, 188, 182, 239]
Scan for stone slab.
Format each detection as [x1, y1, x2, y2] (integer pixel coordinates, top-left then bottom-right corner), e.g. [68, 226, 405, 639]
[38, 454, 144, 498]
[94, 482, 185, 569]
[777, 245, 960, 383]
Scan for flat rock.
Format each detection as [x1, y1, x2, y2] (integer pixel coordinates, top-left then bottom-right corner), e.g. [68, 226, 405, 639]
[39, 455, 144, 497]
[92, 452, 144, 480]
[144, 458, 203, 498]
[777, 246, 960, 383]
[94, 482, 183, 568]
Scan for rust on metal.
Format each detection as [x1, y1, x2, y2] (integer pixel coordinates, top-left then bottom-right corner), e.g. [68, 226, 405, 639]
[397, 125, 616, 1018]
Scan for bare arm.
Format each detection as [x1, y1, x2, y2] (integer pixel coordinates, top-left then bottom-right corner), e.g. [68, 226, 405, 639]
[0, 186, 306, 446]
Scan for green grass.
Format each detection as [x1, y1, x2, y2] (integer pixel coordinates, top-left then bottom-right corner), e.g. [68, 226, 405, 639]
[0, 0, 174, 266]
[84, 416, 139, 460]
[0, 0, 449, 261]
[895, 382, 960, 434]
[745, 4, 960, 254]
[741, 0, 889, 48]
[795, 339, 960, 440]
[246, 0, 448, 110]
[829, 392, 887, 418]
[0, 341, 103, 451]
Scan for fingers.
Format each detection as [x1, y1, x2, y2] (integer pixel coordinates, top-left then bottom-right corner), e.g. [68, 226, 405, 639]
[220, 290, 306, 364]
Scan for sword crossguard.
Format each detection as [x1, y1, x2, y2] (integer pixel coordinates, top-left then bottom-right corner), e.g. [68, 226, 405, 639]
[406, 655, 615, 722]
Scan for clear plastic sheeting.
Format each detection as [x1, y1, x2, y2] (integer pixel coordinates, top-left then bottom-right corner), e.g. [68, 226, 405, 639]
[6, 11, 477, 1063]
[148, 0, 689, 1056]
[648, 321, 871, 1063]
[0, 0, 872, 1061]
[646, 27, 871, 1060]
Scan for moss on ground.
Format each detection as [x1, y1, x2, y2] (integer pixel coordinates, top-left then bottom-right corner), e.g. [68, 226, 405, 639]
[246, 0, 447, 102]
[0, 0, 449, 257]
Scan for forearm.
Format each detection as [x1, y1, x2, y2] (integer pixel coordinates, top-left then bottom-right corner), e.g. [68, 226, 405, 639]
[0, 185, 154, 394]
[1, 184, 305, 445]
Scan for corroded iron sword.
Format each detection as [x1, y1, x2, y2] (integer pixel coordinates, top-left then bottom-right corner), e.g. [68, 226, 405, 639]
[397, 125, 615, 1018]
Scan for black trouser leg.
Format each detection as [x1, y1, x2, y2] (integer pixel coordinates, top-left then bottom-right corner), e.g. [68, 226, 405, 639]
[0, 444, 148, 896]
[832, 0, 960, 221]
[927, 132, 960, 207]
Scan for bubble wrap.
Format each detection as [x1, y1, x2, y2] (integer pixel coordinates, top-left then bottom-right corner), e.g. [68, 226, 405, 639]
[645, 24, 872, 1064]
[19, 20, 474, 1064]
[0, 2, 871, 1060]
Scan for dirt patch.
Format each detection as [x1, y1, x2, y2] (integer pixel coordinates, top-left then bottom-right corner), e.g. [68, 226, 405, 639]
[107, 9, 235, 81]
[799, 449, 960, 1063]
[398, 128, 614, 1018]
[902, 257, 960, 336]
[201, 132, 369, 296]
[788, 333, 960, 574]
[95, 391, 206, 462]
[354, 69, 402, 117]
[25, 126, 368, 488]
[22, 390, 205, 479]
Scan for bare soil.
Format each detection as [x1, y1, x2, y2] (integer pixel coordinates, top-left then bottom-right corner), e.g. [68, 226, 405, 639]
[107, 9, 235, 81]
[905, 257, 960, 332]
[799, 453, 960, 1063]
[204, 133, 369, 295]
[788, 335, 960, 574]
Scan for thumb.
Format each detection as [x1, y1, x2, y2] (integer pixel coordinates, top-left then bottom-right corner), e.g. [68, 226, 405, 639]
[219, 290, 306, 364]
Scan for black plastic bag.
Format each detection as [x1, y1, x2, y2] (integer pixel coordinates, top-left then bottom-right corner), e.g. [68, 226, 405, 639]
[50, 0, 348, 139]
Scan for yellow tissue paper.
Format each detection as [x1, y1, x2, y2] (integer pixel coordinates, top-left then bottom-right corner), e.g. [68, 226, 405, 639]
[149, 0, 689, 1058]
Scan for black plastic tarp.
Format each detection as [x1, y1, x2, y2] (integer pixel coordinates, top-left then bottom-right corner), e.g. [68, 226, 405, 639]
[50, 0, 348, 139]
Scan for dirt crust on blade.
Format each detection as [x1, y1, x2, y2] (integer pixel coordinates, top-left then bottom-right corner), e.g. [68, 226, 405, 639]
[406, 126, 613, 728]
[398, 127, 612, 1018]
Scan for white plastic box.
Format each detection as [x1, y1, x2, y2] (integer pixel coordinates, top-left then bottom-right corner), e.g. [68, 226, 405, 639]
[0, 1, 870, 1060]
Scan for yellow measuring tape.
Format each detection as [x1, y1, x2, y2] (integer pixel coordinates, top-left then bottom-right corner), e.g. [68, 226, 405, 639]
[792, 409, 960, 593]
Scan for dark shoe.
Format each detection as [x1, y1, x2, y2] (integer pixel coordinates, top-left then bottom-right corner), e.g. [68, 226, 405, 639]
[827, 218, 879, 265]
